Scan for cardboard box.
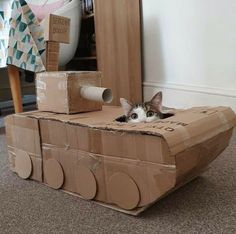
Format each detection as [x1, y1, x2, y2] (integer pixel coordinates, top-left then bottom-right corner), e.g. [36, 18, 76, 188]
[5, 106, 236, 215]
[36, 71, 108, 114]
[43, 14, 70, 44]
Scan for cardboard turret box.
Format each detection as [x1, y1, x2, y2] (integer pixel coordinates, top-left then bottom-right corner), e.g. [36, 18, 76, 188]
[5, 105, 236, 215]
[36, 71, 112, 114]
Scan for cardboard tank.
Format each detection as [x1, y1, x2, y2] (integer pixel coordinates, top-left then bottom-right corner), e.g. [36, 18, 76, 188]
[5, 71, 236, 215]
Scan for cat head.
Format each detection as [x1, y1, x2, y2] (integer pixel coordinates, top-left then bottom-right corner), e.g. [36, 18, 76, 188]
[120, 92, 163, 123]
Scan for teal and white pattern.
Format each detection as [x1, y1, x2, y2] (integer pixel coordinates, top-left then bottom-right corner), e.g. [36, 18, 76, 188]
[7, 0, 46, 72]
[0, 0, 13, 68]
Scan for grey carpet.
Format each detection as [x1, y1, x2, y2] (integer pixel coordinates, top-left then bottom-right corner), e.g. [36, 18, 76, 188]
[0, 127, 235, 234]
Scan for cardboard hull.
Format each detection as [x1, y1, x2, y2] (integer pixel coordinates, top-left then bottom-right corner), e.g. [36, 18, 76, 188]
[5, 106, 236, 215]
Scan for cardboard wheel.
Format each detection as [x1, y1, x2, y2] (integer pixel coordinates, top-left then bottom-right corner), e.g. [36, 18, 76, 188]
[44, 159, 64, 189]
[15, 149, 32, 179]
[108, 172, 140, 210]
[76, 165, 97, 200]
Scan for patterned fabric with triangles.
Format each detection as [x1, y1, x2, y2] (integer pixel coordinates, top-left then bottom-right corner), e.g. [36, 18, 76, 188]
[0, 0, 12, 68]
[7, 0, 46, 72]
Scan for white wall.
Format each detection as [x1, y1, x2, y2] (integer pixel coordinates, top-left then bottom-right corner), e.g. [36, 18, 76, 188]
[142, 0, 236, 111]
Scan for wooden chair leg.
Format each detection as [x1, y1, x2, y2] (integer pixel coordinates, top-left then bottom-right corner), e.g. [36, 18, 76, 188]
[7, 65, 23, 113]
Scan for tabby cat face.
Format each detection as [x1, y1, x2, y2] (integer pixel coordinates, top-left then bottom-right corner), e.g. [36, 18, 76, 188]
[120, 92, 163, 123]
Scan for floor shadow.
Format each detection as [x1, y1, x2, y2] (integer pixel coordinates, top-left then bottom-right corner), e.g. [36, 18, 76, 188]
[140, 176, 219, 219]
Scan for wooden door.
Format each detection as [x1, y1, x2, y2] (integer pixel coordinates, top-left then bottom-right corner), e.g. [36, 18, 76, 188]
[94, 0, 142, 105]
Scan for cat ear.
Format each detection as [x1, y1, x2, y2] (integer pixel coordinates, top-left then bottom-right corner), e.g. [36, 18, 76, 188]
[150, 91, 162, 111]
[120, 98, 133, 116]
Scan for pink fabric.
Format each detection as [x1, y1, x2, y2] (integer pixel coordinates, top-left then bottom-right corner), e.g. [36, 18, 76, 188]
[28, 0, 65, 21]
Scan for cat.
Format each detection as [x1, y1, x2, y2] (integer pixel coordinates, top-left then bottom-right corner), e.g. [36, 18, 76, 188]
[120, 91, 172, 123]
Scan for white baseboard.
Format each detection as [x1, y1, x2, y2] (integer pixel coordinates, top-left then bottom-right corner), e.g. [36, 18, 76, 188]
[143, 81, 236, 112]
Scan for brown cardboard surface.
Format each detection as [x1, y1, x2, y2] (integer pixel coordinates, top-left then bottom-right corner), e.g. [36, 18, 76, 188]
[36, 71, 103, 114]
[4, 106, 236, 214]
[175, 128, 234, 184]
[39, 118, 174, 165]
[43, 14, 70, 44]
[40, 143, 176, 207]
[30, 106, 236, 155]
[5, 115, 43, 182]
[5, 115, 41, 156]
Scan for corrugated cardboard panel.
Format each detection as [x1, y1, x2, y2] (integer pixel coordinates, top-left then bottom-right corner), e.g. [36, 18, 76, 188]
[23, 106, 236, 157]
[36, 71, 103, 114]
[4, 115, 42, 182]
[175, 128, 233, 184]
[39, 118, 174, 164]
[67, 72, 102, 113]
[40, 119, 67, 147]
[162, 107, 236, 155]
[5, 115, 41, 156]
[101, 130, 174, 164]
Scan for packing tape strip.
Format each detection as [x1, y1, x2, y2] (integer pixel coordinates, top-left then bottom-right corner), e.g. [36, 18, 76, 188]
[41, 143, 176, 169]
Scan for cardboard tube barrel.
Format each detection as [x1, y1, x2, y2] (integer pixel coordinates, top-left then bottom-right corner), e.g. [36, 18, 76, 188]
[5, 106, 236, 215]
[80, 86, 113, 103]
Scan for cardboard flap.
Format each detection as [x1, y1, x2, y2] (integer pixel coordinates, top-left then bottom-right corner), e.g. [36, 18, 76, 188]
[160, 106, 236, 155]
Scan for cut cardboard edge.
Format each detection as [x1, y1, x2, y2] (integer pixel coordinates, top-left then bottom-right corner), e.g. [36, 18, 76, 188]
[62, 190, 147, 216]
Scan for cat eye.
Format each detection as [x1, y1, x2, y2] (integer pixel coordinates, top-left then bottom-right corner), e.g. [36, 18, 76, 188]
[131, 113, 138, 119]
[146, 111, 154, 117]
